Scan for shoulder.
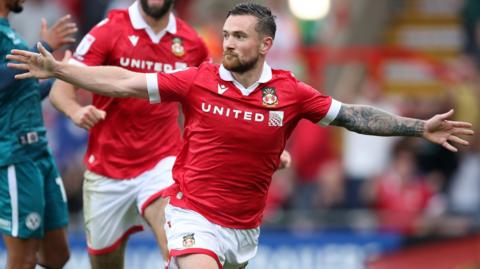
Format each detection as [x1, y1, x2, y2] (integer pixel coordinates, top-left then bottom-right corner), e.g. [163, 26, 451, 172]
[198, 61, 218, 72]
[271, 69, 299, 88]
[0, 25, 15, 45]
[186, 62, 218, 83]
[80, 9, 128, 46]
[91, 9, 130, 34]
[174, 17, 205, 45]
[0, 27, 26, 56]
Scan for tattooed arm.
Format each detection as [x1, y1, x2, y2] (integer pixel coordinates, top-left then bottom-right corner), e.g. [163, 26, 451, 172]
[330, 104, 474, 152]
[330, 104, 425, 137]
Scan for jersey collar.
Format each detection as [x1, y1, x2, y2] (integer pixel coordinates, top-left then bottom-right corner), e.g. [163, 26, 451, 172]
[129, 1, 177, 44]
[219, 62, 273, 96]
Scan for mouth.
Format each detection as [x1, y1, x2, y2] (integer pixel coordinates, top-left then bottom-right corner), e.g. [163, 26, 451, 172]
[224, 53, 238, 59]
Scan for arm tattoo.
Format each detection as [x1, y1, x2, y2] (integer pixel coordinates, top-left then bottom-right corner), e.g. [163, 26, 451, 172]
[331, 104, 425, 137]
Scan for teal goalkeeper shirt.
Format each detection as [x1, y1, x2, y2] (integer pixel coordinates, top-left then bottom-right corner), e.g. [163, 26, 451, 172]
[0, 17, 49, 165]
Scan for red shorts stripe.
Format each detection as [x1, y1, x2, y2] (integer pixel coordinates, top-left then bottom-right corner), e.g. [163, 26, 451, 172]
[169, 248, 223, 269]
[140, 189, 165, 216]
[87, 225, 144, 255]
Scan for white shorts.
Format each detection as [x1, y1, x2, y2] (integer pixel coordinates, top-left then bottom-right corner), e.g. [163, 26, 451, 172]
[165, 204, 260, 269]
[83, 156, 175, 255]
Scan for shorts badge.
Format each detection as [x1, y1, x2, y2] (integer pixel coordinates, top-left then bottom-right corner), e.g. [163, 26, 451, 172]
[182, 233, 195, 248]
[262, 87, 278, 107]
[25, 212, 41, 231]
[172, 37, 185, 57]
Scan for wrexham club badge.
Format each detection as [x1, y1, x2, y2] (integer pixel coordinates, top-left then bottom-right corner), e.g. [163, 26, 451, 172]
[172, 37, 185, 57]
[262, 87, 278, 107]
[182, 233, 195, 248]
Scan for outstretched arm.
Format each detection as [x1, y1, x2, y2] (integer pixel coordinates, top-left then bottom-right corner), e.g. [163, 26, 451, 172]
[7, 43, 148, 99]
[331, 104, 474, 152]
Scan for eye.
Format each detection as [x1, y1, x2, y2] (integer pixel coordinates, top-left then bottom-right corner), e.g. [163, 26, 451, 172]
[234, 33, 246, 40]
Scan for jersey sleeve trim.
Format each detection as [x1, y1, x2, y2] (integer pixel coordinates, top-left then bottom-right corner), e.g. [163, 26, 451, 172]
[146, 73, 160, 103]
[318, 99, 342, 126]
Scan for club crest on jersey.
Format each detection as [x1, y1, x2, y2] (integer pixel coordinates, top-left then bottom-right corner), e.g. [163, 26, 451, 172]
[262, 87, 278, 107]
[182, 233, 195, 248]
[172, 37, 185, 57]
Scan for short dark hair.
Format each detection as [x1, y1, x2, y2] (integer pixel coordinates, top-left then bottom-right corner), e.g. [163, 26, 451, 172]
[227, 3, 276, 40]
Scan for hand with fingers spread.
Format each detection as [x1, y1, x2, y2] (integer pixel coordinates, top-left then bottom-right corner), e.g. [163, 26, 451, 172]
[40, 15, 77, 50]
[422, 109, 474, 152]
[71, 105, 107, 130]
[7, 42, 59, 79]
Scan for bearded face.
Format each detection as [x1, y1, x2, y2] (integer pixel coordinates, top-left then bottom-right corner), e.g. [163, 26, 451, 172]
[222, 15, 263, 74]
[139, 0, 174, 19]
[222, 50, 259, 73]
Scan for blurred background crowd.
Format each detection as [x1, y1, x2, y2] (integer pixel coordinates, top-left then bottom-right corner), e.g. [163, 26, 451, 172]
[6, 0, 480, 267]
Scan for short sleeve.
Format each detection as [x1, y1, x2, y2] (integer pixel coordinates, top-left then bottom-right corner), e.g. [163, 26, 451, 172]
[72, 18, 112, 66]
[298, 81, 342, 126]
[146, 67, 198, 104]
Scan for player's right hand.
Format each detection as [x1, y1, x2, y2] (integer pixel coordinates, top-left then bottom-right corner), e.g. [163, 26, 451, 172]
[7, 42, 58, 79]
[40, 15, 77, 50]
[71, 105, 107, 130]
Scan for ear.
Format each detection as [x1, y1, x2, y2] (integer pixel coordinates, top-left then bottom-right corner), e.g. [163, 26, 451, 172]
[260, 36, 273, 55]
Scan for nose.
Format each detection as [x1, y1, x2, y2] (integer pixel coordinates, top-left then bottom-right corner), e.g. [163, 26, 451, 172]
[223, 35, 235, 50]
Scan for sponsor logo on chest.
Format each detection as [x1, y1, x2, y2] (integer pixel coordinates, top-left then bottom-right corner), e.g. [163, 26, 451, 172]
[201, 102, 284, 126]
[119, 57, 187, 72]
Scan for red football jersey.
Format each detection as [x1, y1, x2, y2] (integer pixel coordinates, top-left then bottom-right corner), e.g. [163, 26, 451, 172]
[148, 62, 341, 228]
[71, 2, 209, 179]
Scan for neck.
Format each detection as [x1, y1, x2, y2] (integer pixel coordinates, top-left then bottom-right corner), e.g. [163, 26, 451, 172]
[231, 59, 265, 88]
[139, 7, 170, 34]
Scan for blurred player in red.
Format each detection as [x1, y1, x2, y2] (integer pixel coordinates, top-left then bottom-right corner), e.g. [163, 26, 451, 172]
[8, 3, 474, 269]
[48, 0, 208, 268]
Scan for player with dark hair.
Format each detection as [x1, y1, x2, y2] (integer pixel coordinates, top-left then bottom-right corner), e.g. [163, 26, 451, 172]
[0, 0, 77, 268]
[7, 3, 473, 269]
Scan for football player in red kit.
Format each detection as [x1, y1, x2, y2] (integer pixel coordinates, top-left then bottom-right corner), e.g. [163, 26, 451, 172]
[49, 0, 208, 268]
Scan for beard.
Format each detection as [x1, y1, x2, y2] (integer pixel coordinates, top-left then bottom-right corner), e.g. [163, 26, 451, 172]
[222, 52, 259, 73]
[140, 0, 174, 19]
[8, 0, 24, 13]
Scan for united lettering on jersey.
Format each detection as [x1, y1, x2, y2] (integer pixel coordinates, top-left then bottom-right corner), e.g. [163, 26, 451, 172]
[71, 2, 209, 179]
[201, 102, 265, 122]
[119, 57, 187, 72]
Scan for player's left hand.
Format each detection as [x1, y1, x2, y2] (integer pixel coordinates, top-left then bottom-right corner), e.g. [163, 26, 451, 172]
[422, 109, 474, 152]
[40, 15, 77, 50]
[278, 150, 292, 170]
[7, 42, 59, 79]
